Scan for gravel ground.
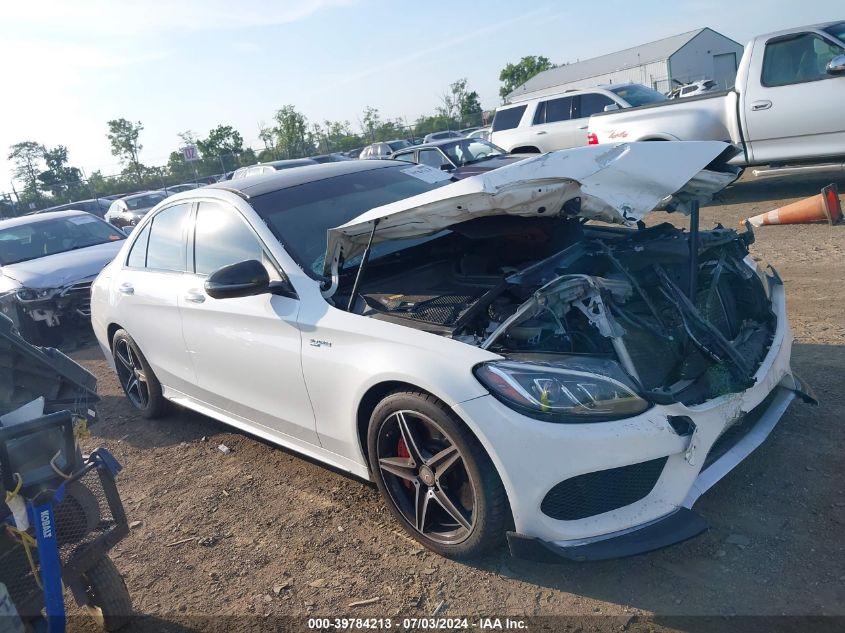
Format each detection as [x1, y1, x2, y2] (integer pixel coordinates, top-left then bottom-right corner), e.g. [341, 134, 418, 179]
[67, 171, 845, 632]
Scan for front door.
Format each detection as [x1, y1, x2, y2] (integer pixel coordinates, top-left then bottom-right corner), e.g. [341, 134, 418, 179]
[177, 200, 318, 445]
[744, 31, 845, 163]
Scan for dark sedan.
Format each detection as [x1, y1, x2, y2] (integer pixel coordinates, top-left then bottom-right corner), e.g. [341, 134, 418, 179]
[390, 138, 527, 179]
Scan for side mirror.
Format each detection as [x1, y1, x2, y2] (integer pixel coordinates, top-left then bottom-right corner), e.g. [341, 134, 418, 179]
[204, 259, 270, 299]
[603, 103, 621, 112]
[826, 54, 845, 75]
[204, 259, 297, 300]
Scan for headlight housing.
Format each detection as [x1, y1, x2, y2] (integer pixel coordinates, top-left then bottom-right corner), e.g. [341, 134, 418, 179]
[16, 287, 58, 302]
[474, 360, 649, 423]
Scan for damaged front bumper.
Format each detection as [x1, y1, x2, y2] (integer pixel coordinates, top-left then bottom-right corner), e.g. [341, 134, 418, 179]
[453, 275, 815, 561]
[0, 279, 94, 339]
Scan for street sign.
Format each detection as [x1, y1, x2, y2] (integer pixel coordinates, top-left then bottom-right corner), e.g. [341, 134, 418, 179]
[182, 145, 200, 162]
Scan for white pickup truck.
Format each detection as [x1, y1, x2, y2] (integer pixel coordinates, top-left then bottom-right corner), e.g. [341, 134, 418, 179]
[588, 21, 845, 169]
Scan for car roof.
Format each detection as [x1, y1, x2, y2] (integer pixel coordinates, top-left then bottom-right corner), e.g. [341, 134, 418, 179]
[119, 190, 167, 201]
[207, 160, 398, 198]
[498, 84, 640, 109]
[0, 209, 94, 229]
[395, 137, 485, 152]
[264, 158, 318, 168]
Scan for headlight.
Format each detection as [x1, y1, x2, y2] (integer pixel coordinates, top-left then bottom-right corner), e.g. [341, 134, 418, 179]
[474, 360, 649, 422]
[16, 287, 58, 302]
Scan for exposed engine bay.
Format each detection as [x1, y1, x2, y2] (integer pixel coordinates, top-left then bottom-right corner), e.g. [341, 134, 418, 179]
[344, 216, 775, 405]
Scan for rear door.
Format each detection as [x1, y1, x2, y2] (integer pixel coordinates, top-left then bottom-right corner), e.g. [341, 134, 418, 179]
[573, 93, 618, 145]
[530, 95, 577, 151]
[109, 202, 196, 393]
[743, 31, 845, 162]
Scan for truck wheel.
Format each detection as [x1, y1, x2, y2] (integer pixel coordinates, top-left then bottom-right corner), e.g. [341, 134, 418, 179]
[82, 556, 133, 632]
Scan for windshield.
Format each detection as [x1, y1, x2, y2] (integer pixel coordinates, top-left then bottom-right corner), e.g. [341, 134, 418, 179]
[125, 192, 167, 210]
[0, 215, 125, 265]
[387, 140, 411, 151]
[609, 84, 668, 107]
[439, 139, 506, 166]
[249, 165, 452, 277]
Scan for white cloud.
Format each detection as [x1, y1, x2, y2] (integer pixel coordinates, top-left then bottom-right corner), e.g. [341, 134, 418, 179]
[0, 0, 355, 35]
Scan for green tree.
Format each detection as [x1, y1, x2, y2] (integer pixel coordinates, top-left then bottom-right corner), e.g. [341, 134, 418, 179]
[498, 55, 556, 100]
[107, 118, 144, 183]
[441, 78, 483, 127]
[37, 145, 83, 200]
[272, 105, 314, 159]
[7, 141, 45, 198]
[198, 125, 245, 171]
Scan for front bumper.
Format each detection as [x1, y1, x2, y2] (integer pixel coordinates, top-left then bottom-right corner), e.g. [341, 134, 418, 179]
[452, 281, 812, 560]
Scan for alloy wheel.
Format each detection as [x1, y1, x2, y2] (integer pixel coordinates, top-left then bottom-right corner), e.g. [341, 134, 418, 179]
[114, 339, 149, 409]
[376, 410, 476, 545]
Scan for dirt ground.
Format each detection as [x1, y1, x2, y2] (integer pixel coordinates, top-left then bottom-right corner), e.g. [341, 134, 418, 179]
[69, 172, 845, 632]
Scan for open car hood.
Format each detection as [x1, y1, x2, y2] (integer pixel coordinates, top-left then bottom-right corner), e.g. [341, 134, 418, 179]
[323, 141, 738, 277]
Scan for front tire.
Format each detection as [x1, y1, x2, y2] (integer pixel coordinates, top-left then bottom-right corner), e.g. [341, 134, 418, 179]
[367, 390, 510, 559]
[112, 329, 167, 419]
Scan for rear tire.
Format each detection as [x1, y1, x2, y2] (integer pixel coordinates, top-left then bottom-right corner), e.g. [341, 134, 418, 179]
[111, 329, 167, 419]
[367, 390, 510, 559]
[82, 556, 132, 631]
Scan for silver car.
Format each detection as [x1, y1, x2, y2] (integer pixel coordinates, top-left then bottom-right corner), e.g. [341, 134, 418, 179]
[105, 191, 171, 229]
[0, 210, 126, 343]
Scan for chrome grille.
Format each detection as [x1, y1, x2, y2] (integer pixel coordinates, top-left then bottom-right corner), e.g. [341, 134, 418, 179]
[60, 280, 93, 317]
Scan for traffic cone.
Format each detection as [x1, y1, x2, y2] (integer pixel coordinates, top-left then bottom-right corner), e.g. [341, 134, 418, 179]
[743, 183, 842, 227]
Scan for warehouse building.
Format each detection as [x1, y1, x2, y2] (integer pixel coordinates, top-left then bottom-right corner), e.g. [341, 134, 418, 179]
[507, 27, 744, 102]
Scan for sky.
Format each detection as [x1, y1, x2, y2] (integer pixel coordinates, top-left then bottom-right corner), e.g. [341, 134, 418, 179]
[1, 0, 841, 189]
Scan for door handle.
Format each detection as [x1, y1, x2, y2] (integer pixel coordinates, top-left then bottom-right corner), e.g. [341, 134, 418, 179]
[577, 125, 588, 130]
[535, 131, 548, 135]
[751, 100, 772, 111]
[118, 283, 134, 295]
[184, 290, 206, 304]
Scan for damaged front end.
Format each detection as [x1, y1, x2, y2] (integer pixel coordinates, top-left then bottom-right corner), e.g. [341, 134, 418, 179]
[357, 220, 775, 407]
[0, 278, 94, 345]
[472, 222, 775, 406]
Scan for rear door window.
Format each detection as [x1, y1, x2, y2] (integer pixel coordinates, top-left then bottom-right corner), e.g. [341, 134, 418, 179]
[145, 203, 190, 272]
[491, 105, 526, 131]
[575, 93, 616, 118]
[533, 96, 573, 124]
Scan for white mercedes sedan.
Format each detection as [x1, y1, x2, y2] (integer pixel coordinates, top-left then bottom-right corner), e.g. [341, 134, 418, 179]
[91, 143, 814, 560]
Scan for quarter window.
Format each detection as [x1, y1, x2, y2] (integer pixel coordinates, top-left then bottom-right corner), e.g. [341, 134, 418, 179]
[126, 222, 151, 268]
[193, 202, 264, 275]
[491, 105, 526, 132]
[761, 33, 845, 86]
[145, 203, 190, 272]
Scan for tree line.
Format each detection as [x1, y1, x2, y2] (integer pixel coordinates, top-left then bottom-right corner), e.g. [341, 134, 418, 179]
[4, 58, 554, 215]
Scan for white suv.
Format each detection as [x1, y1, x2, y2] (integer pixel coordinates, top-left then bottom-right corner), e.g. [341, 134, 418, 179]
[490, 84, 666, 153]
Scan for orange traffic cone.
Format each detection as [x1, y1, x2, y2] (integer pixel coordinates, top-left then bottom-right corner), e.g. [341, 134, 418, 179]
[744, 183, 842, 227]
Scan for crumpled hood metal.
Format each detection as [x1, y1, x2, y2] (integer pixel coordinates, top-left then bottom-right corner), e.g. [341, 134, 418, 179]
[324, 141, 736, 277]
[0, 240, 124, 289]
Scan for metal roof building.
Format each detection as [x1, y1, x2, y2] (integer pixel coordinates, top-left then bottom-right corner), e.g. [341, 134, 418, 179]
[507, 28, 744, 102]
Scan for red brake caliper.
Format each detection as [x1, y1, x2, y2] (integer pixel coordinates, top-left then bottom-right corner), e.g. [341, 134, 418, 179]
[397, 438, 414, 490]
